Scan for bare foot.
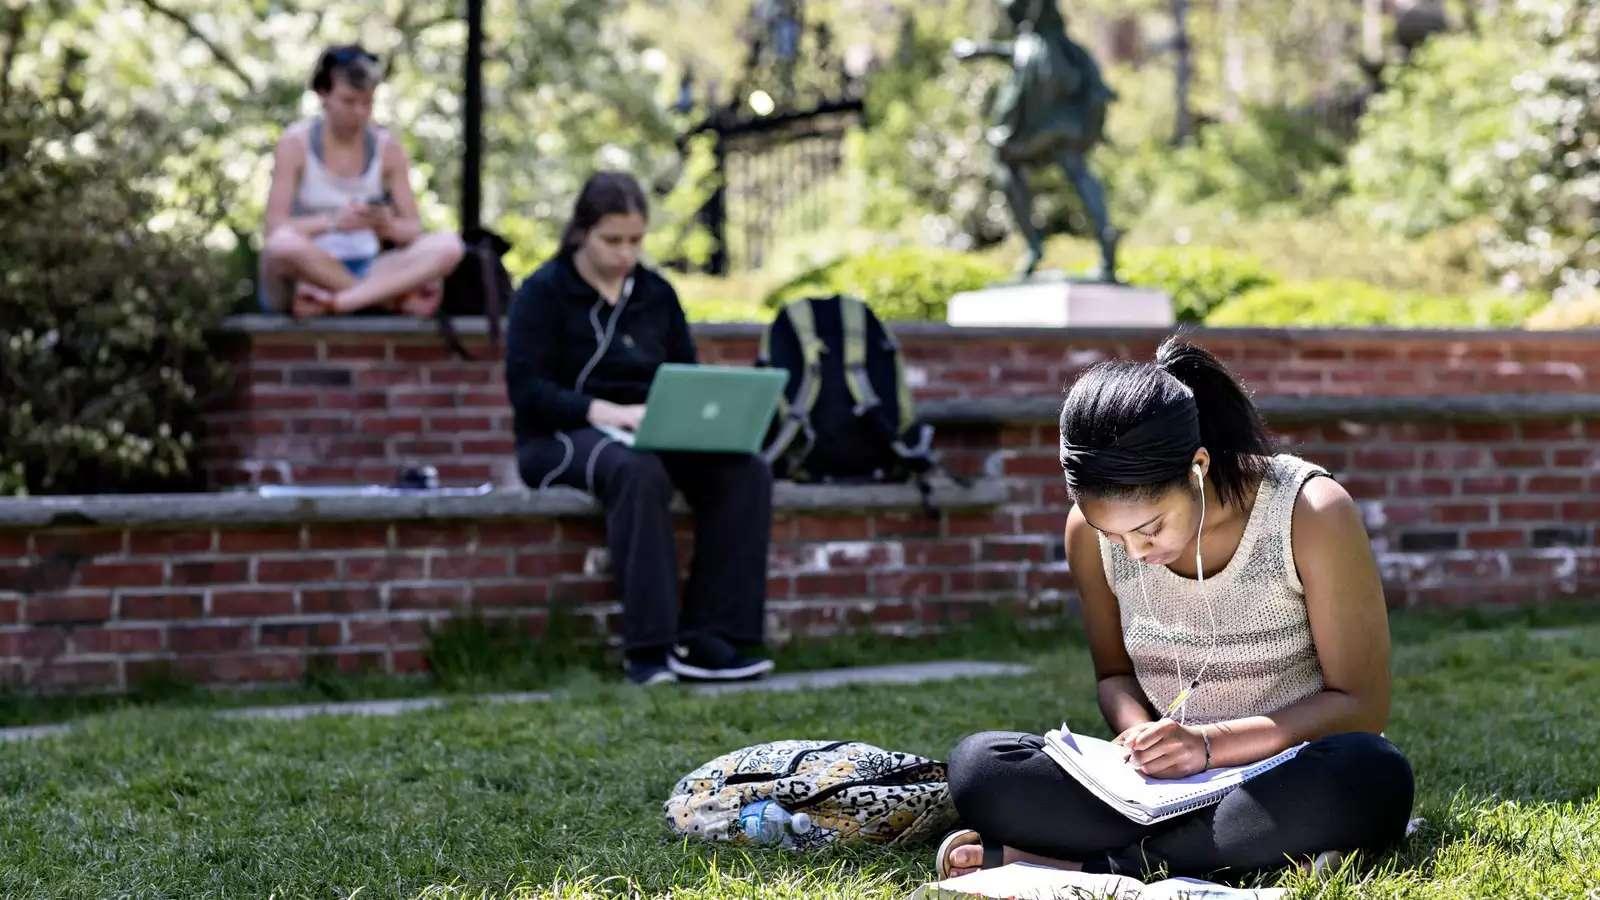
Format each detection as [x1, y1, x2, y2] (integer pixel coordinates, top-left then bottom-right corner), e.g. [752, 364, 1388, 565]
[938, 831, 1083, 880]
[397, 281, 443, 318]
[945, 840, 985, 878]
[291, 282, 337, 318]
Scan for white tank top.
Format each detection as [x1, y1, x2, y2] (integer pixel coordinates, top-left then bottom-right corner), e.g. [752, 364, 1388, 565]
[1098, 453, 1331, 725]
[291, 118, 385, 261]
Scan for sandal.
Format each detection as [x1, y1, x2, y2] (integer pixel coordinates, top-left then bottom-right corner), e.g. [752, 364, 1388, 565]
[934, 829, 1004, 880]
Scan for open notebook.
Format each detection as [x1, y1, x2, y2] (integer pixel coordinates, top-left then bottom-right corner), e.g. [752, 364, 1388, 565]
[1041, 724, 1306, 825]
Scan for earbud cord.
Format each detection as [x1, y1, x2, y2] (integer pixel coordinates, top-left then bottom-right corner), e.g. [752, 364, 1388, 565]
[1133, 472, 1219, 725]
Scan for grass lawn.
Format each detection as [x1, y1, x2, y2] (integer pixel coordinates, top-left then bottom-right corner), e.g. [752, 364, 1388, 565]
[1, 607, 1597, 898]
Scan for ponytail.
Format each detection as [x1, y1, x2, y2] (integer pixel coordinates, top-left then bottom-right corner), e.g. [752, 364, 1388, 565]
[1154, 336, 1273, 509]
[1059, 334, 1273, 509]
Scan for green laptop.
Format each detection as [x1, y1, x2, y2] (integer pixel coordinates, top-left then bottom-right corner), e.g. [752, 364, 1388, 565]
[597, 364, 787, 453]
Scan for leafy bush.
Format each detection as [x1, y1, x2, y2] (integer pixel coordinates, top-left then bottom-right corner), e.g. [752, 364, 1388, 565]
[1206, 280, 1546, 328]
[1127, 214, 1499, 298]
[1485, 0, 1600, 302]
[763, 247, 1005, 321]
[1117, 246, 1275, 323]
[858, 2, 1011, 250]
[1342, 31, 1523, 237]
[673, 271, 775, 323]
[1526, 294, 1600, 330]
[1109, 106, 1348, 229]
[0, 95, 230, 495]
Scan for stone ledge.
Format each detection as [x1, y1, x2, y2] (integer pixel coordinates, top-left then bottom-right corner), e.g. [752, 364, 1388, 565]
[921, 394, 1600, 427]
[0, 478, 1004, 530]
[216, 315, 1599, 343]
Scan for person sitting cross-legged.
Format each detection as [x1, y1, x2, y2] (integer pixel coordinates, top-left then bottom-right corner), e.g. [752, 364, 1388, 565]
[259, 44, 462, 319]
[939, 338, 1414, 882]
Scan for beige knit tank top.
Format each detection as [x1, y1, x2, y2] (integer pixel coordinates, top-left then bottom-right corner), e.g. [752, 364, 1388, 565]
[1098, 453, 1330, 725]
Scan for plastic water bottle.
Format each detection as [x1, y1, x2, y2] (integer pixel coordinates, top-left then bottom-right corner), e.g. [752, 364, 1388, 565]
[737, 799, 813, 848]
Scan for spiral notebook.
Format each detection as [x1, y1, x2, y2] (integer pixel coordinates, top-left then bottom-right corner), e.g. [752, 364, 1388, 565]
[1041, 724, 1305, 825]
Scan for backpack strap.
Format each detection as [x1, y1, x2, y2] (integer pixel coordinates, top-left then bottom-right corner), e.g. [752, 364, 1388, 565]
[839, 297, 881, 415]
[761, 298, 826, 466]
[887, 331, 918, 435]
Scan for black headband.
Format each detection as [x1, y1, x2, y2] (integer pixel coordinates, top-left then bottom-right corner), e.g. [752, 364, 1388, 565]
[323, 46, 378, 68]
[313, 46, 380, 90]
[1059, 393, 1201, 488]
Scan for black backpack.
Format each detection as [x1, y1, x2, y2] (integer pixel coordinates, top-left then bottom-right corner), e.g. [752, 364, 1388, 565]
[436, 228, 513, 360]
[758, 295, 950, 509]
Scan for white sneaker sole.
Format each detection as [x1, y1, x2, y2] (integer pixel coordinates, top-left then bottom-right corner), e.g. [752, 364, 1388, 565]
[666, 655, 775, 681]
[622, 666, 678, 686]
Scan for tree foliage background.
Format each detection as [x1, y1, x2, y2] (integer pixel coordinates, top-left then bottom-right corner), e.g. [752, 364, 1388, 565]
[6, 0, 1544, 284]
[7, 0, 1579, 275]
[4, 0, 1600, 493]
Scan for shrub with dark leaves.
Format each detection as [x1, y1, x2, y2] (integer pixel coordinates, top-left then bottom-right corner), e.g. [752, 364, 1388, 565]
[0, 94, 231, 495]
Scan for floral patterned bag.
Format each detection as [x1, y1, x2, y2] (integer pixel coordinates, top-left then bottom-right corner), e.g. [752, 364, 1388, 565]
[664, 739, 958, 849]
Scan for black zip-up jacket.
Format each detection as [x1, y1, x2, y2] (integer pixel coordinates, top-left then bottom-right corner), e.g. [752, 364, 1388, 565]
[505, 252, 697, 445]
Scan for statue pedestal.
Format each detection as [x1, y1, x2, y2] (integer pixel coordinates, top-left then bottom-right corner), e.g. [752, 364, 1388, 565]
[946, 280, 1175, 328]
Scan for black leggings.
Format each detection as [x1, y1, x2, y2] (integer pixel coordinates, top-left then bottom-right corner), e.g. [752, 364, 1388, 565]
[518, 426, 772, 652]
[948, 730, 1414, 878]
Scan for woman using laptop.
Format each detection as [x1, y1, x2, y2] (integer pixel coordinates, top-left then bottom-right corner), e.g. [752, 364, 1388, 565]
[938, 337, 1414, 880]
[505, 171, 775, 687]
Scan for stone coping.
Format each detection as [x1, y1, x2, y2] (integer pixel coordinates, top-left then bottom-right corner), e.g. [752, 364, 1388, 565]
[920, 393, 1600, 427]
[216, 314, 1600, 343]
[0, 478, 1003, 530]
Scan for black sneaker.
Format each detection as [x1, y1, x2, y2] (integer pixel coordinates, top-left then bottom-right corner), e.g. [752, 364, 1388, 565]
[668, 634, 775, 682]
[623, 658, 677, 686]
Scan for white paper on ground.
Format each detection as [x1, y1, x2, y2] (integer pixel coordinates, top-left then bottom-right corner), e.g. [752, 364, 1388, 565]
[908, 862, 1287, 900]
[256, 483, 495, 498]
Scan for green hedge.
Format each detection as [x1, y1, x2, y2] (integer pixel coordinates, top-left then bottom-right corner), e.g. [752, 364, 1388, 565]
[763, 247, 1006, 321]
[1206, 280, 1546, 328]
[759, 244, 1273, 324]
[1118, 246, 1275, 323]
[1526, 295, 1600, 330]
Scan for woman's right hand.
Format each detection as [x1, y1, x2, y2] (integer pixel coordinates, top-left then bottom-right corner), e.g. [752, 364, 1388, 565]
[1113, 720, 1160, 748]
[332, 201, 373, 231]
[588, 399, 646, 432]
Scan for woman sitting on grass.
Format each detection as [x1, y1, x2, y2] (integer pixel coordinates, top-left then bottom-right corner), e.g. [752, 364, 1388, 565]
[940, 337, 1414, 880]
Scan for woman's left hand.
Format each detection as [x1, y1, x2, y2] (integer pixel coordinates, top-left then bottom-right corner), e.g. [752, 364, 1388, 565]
[365, 203, 394, 238]
[1124, 720, 1208, 779]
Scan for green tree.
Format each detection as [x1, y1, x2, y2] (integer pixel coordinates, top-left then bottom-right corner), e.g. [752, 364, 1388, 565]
[2, 0, 689, 290]
[1343, 28, 1523, 236]
[857, 2, 1010, 250]
[1486, 0, 1600, 302]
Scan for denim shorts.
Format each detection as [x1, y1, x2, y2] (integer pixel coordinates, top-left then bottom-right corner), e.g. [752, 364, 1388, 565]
[258, 256, 376, 313]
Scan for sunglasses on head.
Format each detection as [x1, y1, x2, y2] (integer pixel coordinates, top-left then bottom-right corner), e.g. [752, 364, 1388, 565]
[324, 46, 379, 67]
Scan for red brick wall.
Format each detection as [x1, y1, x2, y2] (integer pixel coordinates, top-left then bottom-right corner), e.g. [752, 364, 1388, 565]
[203, 323, 1600, 488]
[3, 322, 1597, 692]
[0, 507, 1053, 692]
[947, 418, 1600, 610]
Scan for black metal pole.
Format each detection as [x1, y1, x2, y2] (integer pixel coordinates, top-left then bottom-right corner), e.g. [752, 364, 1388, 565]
[706, 135, 728, 274]
[462, 0, 484, 236]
